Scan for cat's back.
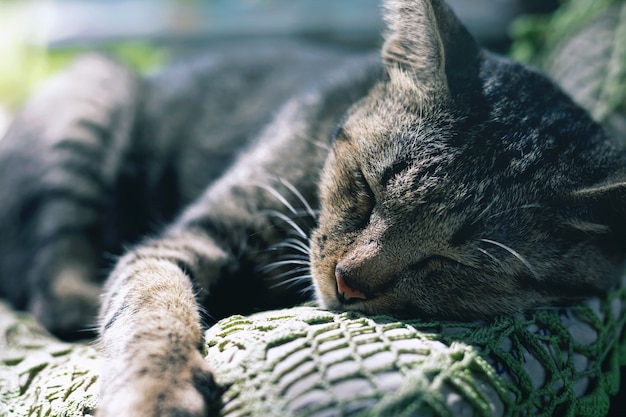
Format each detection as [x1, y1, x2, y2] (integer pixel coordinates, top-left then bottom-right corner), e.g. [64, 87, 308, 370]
[138, 40, 378, 203]
[466, 52, 625, 192]
[0, 39, 379, 311]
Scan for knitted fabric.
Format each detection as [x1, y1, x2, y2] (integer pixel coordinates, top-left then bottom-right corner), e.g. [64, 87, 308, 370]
[0, 302, 101, 417]
[204, 281, 626, 417]
[1, 275, 625, 416]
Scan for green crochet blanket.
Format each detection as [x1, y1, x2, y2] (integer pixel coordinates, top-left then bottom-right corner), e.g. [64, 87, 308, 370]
[2, 0, 626, 415]
[2, 278, 626, 417]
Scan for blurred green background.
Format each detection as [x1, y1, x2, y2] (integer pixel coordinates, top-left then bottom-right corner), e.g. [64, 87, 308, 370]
[0, 0, 559, 136]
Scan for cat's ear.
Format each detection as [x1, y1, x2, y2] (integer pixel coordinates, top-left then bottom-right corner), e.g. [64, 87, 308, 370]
[381, 0, 480, 96]
[568, 171, 626, 236]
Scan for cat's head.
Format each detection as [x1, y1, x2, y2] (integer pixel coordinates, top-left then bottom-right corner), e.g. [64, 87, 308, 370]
[310, 0, 626, 319]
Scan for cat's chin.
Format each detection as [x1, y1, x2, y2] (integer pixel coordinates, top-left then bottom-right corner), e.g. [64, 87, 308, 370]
[312, 284, 339, 311]
[313, 281, 357, 312]
[317, 296, 369, 314]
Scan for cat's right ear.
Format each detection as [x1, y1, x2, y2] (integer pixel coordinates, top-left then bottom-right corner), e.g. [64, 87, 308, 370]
[381, 0, 481, 97]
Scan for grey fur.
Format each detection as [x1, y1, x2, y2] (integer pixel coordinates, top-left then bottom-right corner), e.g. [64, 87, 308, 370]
[0, 0, 624, 415]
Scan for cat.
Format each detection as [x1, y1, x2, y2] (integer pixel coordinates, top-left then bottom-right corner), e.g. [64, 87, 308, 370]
[0, 0, 625, 415]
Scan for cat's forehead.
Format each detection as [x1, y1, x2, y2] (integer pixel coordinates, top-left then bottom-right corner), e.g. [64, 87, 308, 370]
[340, 86, 440, 148]
[341, 90, 454, 158]
[340, 93, 405, 142]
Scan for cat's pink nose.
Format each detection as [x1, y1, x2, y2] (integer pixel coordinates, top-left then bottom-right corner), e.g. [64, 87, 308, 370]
[335, 267, 367, 300]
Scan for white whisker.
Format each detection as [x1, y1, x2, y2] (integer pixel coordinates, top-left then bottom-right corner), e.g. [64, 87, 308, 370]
[310, 140, 331, 151]
[278, 177, 318, 220]
[270, 239, 310, 256]
[252, 182, 298, 216]
[479, 238, 540, 281]
[258, 258, 311, 272]
[268, 266, 311, 279]
[268, 272, 310, 287]
[287, 237, 312, 251]
[270, 275, 311, 288]
[477, 248, 499, 264]
[274, 253, 310, 261]
[264, 210, 308, 240]
[282, 273, 313, 285]
[194, 300, 217, 327]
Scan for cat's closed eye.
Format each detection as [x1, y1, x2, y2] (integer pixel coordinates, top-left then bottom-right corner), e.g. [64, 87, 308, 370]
[309, 0, 626, 319]
[381, 160, 410, 187]
[407, 255, 459, 274]
[353, 169, 376, 221]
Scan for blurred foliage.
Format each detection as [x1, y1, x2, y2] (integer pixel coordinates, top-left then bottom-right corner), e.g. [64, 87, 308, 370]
[0, 41, 166, 110]
[509, 0, 623, 63]
[5, 0, 620, 111]
[510, 0, 626, 128]
[0, 0, 168, 110]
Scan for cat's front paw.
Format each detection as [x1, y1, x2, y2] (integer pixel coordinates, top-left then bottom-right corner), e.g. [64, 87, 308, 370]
[97, 351, 222, 417]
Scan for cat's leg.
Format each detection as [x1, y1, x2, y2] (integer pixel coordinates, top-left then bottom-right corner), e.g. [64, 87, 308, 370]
[0, 54, 139, 337]
[95, 123, 322, 417]
[95, 57, 379, 416]
[97, 170, 317, 415]
[96, 231, 226, 417]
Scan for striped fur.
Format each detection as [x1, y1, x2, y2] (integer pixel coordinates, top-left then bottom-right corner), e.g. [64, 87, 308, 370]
[1, 1, 625, 415]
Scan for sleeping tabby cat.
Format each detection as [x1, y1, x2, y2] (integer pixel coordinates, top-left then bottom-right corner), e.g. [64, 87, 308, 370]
[1, 0, 625, 415]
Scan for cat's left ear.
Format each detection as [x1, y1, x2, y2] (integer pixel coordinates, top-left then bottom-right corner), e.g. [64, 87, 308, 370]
[569, 171, 626, 235]
[381, 0, 481, 97]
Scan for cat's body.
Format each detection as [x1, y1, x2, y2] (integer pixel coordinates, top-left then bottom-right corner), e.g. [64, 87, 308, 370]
[1, 0, 625, 416]
[0, 41, 378, 334]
